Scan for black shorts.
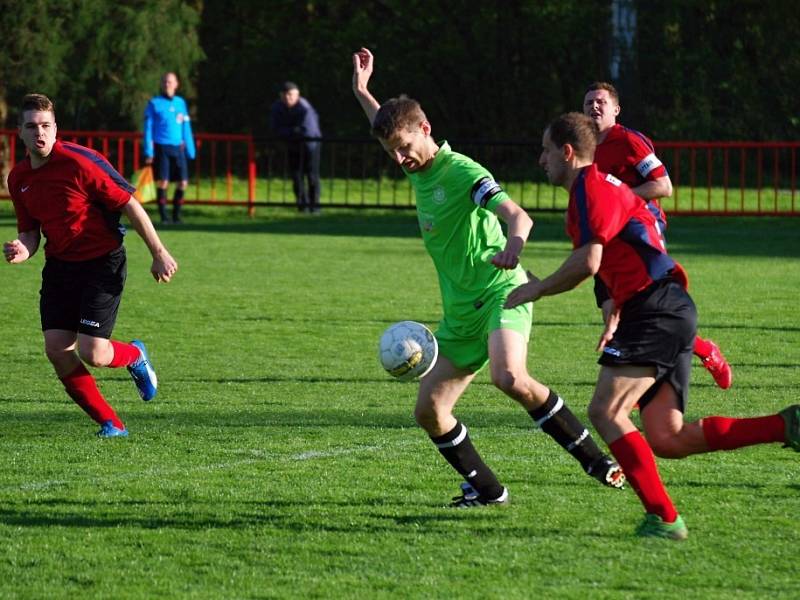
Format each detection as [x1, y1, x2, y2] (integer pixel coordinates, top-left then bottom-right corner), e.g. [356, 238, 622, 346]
[598, 278, 697, 412]
[153, 143, 189, 182]
[40, 246, 127, 339]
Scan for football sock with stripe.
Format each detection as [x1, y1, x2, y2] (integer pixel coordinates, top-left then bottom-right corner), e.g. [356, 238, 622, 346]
[173, 188, 184, 221]
[610, 430, 678, 523]
[107, 340, 142, 368]
[430, 421, 504, 500]
[528, 390, 606, 471]
[702, 415, 785, 450]
[60, 363, 125, 429]
[157, 188, 168, 221]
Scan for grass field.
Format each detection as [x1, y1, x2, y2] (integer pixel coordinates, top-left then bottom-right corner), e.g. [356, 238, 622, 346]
[1, 204, 799, 599]
[176, 175, 800, 214]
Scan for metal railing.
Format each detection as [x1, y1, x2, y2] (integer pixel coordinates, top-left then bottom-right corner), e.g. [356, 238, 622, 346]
[2, 130, 798, 216]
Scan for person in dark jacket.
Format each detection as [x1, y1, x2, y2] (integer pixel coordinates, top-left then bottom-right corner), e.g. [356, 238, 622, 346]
[269, 82, 322, 213]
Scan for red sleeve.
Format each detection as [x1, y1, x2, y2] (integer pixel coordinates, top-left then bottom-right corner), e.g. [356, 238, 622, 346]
[626, 133, 667, 181]
[83, 156, 134, 210]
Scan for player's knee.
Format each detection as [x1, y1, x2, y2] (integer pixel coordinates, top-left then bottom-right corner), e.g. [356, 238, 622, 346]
[44, 345, 69, 365]
[491, 369, 520, 397]
[413, 403, 434, 429]
[587, 400, 613, 429]
[413, 403, 448, 433]
[647, 432, 689, 458]
[77, 345, 105, 367]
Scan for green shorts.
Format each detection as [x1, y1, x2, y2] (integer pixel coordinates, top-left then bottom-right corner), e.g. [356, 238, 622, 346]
[436, 291, 532, 373]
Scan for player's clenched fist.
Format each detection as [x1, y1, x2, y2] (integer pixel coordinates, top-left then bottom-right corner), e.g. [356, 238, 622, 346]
[352, 47, 374, 90]
[3, 240, 29, 263]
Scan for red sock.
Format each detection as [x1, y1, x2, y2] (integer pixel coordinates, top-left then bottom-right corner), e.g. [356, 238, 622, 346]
[694, 337, 714, 359]
[609, 431, 678, 523]
[60, 363, 124, 428]
[702, 415, 785, 450]
[107, 340, 141, 368]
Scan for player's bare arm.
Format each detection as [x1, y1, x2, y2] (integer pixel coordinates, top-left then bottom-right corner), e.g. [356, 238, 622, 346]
[505, 242, 602, 308]
[491, 200, 533, 269]
[3, 229, 40, 263]
[631, 175, 673, 200]
[352, 47, 380, 125]
[121, 199, 178, 283]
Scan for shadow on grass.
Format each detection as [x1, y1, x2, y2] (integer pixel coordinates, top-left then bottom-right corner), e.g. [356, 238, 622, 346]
[147, 210, 800, 259]
[2, 205, 799, 257]
[0, 498, 615, 539]
[0, 405, 536, 430]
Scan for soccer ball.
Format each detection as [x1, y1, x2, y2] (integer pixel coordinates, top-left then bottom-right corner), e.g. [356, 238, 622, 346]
[378, 321, 438, 381]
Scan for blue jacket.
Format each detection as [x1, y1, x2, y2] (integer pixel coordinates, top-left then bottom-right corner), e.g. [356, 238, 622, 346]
[269, 97, 321, 145]
[143, 94, 196, 159]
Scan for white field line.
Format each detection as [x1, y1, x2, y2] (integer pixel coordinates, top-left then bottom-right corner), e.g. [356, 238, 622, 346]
[7, 443, 389, 493]
[5, 428, 537, 493]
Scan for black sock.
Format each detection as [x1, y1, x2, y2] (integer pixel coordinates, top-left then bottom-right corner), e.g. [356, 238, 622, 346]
[529, 390, 604, 472]
[157, 189, 168, 221]
[172, 189, 184, 221]
[430, 421, 504, 499]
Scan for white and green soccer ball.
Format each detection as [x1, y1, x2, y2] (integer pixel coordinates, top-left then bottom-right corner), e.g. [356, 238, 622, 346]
[378, 321, 438, 381]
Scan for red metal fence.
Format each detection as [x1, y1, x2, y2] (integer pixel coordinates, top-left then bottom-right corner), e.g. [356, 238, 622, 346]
[2, 130, 798, 216]
[656, 141, 799, 215]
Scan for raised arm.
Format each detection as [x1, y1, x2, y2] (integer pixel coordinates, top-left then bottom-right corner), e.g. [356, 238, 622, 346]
[121, 198, 178, 282]
[352, 47, 380, 126]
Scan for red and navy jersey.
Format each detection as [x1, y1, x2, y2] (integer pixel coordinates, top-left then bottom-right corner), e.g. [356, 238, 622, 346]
[8, 141, 134, 261]
[566, 164, 685, 307]
[594, 123, 667, 188]
[595, 123, 669, 228]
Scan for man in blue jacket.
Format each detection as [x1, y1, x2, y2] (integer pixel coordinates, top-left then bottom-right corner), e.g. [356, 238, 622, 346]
[270, 82, 322, 213]
[143, 72, 196, 224]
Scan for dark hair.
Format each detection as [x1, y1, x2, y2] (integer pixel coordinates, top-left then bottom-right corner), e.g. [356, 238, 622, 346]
[281, 81, 299, 93]
[371, 95, 427, 139]
[585, 81, 619, 104]
[546, 112, 598, 159]
[19, 93, 55, 124]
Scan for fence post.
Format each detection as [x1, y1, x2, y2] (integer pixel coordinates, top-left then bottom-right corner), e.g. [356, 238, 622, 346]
[247, 135, 256, 217]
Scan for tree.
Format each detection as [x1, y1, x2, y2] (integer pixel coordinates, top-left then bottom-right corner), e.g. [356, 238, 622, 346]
[0, 0, 204, 191]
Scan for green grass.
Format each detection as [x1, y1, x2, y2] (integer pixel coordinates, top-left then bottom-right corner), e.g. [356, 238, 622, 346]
[1, 204, 799, 599]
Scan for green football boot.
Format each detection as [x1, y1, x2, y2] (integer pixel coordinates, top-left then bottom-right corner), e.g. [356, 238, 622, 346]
[635, 513, 688, 541]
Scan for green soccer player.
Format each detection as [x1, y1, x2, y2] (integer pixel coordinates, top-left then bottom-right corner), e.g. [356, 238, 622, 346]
[352, 48, 624, 506]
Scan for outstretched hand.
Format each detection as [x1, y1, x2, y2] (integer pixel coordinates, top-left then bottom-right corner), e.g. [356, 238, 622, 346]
[352, 47, 374, 92]
[504, 270, 542, 308]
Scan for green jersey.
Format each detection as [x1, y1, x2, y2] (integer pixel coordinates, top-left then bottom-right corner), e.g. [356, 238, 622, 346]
[406, 142, 527, 327]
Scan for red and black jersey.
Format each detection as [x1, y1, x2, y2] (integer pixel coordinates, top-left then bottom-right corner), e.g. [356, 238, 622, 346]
[594, 123, 667, 188]
[9, 141, 134, 261]
[595, 123, 669, 228]
[566, 164, 686, 307]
